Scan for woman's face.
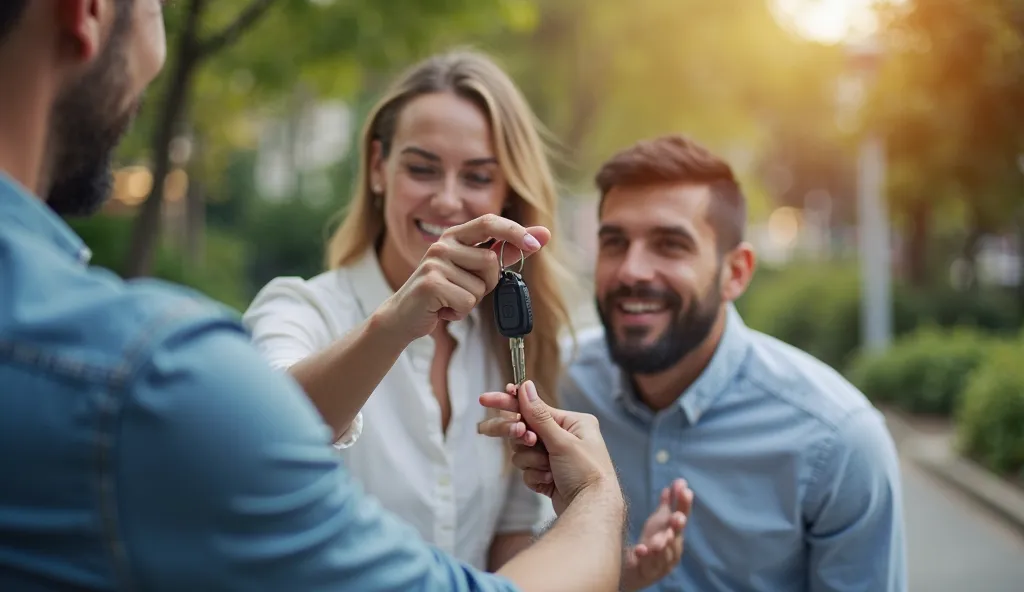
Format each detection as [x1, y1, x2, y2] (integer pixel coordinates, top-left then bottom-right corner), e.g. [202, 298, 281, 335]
[372, 92, 508, 275]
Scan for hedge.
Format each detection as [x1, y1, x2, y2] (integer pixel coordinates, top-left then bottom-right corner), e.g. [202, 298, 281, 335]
[845, 326, 995, 416]
[68, 215, 249, 312]
[737, 263, 1022, 371]
[956, 343, 1024, 479]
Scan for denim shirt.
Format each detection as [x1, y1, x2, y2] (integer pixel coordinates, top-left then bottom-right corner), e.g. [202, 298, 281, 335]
[561, 306, 907, 592]
[0, 174, 519, 591]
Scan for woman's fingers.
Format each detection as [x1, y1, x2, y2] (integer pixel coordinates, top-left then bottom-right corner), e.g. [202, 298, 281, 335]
[445, 214, 548, 254]
[442, 238, 501, 286]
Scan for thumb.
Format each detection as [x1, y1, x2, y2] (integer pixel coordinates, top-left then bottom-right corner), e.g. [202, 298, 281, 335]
[517, 380, 570, 448]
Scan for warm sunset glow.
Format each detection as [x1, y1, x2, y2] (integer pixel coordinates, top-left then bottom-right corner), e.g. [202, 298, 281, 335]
[770, 0, 897, 45]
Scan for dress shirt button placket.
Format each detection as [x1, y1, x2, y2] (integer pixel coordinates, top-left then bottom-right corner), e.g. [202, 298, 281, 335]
[650, 413, 678, 514]
[434, 452, 457, 552]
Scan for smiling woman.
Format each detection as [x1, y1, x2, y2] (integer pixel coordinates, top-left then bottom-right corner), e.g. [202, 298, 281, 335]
[241, 49, 572, 572]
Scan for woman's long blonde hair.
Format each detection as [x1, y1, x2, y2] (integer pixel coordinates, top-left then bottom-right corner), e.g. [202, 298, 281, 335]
[326, 49, 573, 405]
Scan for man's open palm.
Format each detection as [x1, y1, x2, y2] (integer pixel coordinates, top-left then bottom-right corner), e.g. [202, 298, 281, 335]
[621, 479, 693, 591]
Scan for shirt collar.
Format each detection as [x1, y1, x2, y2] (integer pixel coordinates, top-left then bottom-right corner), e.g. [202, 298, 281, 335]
[616, 304, 751, 426]
[0, 172, 92, 265]
[345, 248, 480, 341]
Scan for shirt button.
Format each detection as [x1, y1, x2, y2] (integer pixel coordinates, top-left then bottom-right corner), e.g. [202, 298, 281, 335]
[439, 474, 450, 486]
[655, 449, 670, 464]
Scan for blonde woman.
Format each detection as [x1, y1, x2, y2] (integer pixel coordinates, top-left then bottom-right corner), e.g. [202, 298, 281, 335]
[242, 50, 573, 571]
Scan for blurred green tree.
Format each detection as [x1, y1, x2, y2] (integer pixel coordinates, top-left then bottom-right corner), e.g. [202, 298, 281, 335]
[121, 0, 532, 278]
[872, 0, 1024, 286]
[481, 0, 850, 228]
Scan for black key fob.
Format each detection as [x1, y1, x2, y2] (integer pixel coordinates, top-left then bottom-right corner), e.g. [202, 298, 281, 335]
[494, 271, 534, 338]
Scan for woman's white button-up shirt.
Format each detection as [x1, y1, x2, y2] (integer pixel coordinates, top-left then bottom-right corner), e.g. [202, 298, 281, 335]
[242, 250, 553, 569]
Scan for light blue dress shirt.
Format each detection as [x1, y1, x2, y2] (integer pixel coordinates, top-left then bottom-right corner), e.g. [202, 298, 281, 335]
[561, 306, 907, 592]
[0, 173, 519, 591]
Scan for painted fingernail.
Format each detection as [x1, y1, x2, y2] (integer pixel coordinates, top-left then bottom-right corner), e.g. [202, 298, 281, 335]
[525, 380, 538, 402]
[523, 233, 540, 250]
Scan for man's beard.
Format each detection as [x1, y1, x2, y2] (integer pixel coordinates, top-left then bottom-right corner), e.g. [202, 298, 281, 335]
[46, 24, 136, 217]
[597, 277, 722, 375]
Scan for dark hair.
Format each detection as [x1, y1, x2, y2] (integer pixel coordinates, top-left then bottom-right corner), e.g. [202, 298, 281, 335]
[0, 0, 29, 46]
[595, 134, 747, 253]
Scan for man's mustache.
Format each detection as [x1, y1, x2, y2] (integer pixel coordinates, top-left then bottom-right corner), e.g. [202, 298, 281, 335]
[603, 284, 682, 308]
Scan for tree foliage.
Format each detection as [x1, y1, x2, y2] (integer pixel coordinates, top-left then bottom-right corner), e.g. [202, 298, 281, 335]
[871, 0, 1024, 281]
[121, 0, 526, 277]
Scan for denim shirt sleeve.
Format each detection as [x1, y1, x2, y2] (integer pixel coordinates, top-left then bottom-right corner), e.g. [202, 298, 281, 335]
[804, 408, 907, 592]
[114, 313, 520, 592]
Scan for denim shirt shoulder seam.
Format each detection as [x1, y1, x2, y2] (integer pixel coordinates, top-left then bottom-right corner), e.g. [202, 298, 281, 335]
[0, 340, 133, 386]
[93, 300, 215, 592]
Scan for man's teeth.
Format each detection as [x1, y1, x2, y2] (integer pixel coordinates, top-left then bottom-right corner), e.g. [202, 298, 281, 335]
[418, 221, 453, 236]
[619, 302, 666, 314]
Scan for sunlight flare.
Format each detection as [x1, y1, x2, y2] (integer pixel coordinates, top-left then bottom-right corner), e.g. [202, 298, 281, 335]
[770, 0, 899, 45]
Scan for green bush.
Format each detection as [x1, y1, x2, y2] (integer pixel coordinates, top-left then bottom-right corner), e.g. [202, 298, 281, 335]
[845, 326, 994, 416]
[738, 262, 1022, 371]
[956, 343, 1024, 478]
[909, 287, 1023, 335]
[738, 263, 918, 370]
[68, 215, 250, 312]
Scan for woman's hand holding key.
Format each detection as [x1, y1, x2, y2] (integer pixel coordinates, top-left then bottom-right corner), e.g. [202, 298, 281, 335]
[376, 214, 549, 342]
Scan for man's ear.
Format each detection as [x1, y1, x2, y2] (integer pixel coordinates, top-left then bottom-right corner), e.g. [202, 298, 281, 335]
[720, 242, 756, 303]
[56, 0, 110, 62]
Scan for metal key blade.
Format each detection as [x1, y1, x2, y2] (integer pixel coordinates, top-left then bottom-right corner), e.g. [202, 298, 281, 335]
[510, 337, 526, 385]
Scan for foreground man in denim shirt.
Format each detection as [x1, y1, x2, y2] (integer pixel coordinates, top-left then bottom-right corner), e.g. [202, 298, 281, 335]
[0, 2, 628, 590]
[563, 135, 907, 591]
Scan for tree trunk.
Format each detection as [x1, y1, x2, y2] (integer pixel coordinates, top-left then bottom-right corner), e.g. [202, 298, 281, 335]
[961, 224, 983, 291]
[185, 176, 205, 268]
[123, 0, 277, 278]
[124, 4, 201, 278]
[905, 199, 931, 286]
[559, 22, 604, 175]
[1017, 206, 1024, 307]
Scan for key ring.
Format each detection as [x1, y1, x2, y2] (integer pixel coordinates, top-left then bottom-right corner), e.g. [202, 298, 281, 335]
[498, 240, 525, 275]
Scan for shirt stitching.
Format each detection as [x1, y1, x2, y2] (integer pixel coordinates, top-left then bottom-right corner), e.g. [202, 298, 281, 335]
[94, 299, 215, 592]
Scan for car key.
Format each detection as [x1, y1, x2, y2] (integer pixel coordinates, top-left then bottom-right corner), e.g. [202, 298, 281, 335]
[493, 242, 533, 385]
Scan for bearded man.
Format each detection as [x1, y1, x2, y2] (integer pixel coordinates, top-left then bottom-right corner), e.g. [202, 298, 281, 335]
[560, 134, 907, 592]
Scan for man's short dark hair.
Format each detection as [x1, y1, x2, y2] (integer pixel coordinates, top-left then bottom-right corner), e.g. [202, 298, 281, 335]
[595, 135, 747, 253]
[0, 1, 29, 46]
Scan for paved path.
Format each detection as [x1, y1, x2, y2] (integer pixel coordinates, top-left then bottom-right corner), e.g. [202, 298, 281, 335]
[902, 458, 1024, 591]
